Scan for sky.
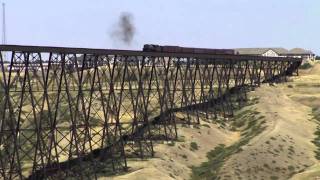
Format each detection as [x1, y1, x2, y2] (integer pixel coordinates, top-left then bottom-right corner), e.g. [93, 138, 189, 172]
[2, 0, 320, 54]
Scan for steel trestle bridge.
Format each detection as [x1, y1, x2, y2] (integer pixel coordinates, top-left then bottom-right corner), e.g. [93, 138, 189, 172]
[0, 45, 301, 179]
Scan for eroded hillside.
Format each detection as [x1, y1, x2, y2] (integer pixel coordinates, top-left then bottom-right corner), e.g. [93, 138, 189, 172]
[106, 62, 320, 180]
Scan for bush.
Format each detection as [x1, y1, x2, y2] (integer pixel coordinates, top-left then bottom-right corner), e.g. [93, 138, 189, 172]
[299, 62, 312, 69]
[181, 154, 188, 159]
[288, 165, 295, 171]
[190, 142, 199, 151]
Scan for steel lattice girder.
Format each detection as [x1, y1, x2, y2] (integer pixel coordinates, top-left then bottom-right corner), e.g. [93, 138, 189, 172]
[0, 45, 301, 179]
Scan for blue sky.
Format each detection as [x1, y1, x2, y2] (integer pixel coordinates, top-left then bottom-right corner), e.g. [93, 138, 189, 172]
[2, 0, 320, 54]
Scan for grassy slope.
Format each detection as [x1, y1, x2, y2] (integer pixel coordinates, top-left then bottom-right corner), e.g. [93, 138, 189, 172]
[191, 107, 266, 179]
[192, 63, 320, 180]
[111, 62, 320, 180]
[288, 62, 320, 179]
[105, 117, 240, 180]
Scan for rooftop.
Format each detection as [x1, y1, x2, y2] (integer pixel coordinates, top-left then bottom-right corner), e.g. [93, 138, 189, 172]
[234, 48, 314, 55]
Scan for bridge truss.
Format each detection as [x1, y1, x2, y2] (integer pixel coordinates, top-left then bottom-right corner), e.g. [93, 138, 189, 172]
[0, 45, 301, 179]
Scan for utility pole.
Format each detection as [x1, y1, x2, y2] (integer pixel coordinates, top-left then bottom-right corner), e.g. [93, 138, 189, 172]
[2, 2, 6, 61]
[2, 3, 6, 45]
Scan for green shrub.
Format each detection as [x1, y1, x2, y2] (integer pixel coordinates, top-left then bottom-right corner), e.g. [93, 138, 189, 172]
[288, 165, 295, 171]
[299, 62, 312, 69]
[181, 154, 188, 159]
[190, 142, 199, 151]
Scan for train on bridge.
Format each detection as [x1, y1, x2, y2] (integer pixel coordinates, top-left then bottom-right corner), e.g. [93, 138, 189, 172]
[143, 44, 236, 55]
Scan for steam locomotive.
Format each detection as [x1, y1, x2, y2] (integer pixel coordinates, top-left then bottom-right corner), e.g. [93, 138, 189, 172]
[143, 44, 235, 55]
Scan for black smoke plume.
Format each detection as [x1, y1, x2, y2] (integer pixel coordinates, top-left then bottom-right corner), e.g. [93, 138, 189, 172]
[111, 12, 135, 46]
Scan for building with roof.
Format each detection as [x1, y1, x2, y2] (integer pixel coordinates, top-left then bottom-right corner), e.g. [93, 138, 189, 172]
[286, 48, 315, 61]
[234, 48, 315, 62]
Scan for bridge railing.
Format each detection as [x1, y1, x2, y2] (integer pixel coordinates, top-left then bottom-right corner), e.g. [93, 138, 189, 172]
[0, 45, 301, 179]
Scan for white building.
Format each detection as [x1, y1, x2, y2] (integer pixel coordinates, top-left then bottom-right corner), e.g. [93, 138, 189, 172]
[234, 48, 315, 62]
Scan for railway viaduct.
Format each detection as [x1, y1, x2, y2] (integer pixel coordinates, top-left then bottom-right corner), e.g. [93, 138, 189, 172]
[0, 45, 301, 179]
